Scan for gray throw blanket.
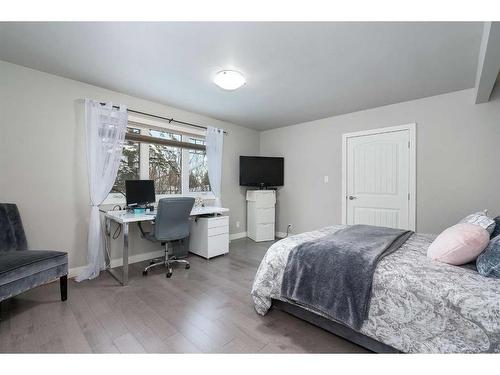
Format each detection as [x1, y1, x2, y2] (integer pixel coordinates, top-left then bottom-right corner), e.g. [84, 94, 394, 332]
[281, 225, 413, 330]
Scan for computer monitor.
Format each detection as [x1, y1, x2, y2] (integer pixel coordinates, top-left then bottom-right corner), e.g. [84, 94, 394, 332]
[125, 180, 156, 206]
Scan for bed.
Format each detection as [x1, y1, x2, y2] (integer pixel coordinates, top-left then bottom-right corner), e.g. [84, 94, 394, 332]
[251, 225, 500, 353]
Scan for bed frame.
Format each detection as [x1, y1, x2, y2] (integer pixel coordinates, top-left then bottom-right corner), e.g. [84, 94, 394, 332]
[272, 299, 400, 353]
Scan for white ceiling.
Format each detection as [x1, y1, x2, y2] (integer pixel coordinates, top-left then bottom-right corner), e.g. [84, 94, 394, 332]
[0, 22, 484, 130]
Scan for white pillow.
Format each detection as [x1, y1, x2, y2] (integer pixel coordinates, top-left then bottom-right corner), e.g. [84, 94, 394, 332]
[427, 223, 489, 265]
[459, 211, 496, 235]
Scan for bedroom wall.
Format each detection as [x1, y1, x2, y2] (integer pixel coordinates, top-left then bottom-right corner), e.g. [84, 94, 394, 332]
[260, 88, 500, 235]
[0, 61, 259, 272]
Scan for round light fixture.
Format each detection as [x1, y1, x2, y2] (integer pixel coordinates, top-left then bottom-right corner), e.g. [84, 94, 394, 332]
[213, 70, 246, 91]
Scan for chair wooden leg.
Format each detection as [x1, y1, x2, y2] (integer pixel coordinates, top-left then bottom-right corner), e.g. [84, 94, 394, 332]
[0, 299, 7, 321]
[60, 275, 68, 301]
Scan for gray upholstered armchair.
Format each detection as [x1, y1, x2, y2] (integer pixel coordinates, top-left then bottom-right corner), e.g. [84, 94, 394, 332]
[0, 204, 68, 317]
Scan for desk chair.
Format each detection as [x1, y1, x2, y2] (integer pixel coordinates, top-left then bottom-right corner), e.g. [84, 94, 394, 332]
[141, 197, 195, 278]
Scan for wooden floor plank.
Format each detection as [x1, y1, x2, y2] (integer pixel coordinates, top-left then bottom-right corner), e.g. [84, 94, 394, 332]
[113, 332, 147, 353]
[0, 238, 368, 353]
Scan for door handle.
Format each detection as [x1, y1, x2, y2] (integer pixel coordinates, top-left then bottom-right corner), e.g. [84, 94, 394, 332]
[348, 195, 357, 200]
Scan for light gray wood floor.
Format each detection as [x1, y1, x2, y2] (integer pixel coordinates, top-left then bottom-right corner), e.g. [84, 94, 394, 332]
[0, 238, 368, 353]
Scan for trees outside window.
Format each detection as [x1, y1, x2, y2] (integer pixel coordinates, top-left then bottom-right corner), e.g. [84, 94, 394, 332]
[149, 130, 182, 195]
[112, 127, 140, 195]
[110, 125, 211, 202]
[188, 138, 210, 192]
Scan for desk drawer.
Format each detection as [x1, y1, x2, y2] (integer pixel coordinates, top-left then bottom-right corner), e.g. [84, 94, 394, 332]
[189, 214, 230, 259]
[208, 224, 229, 237]
[207, 232, 229, 257]
[207, 216, 229, 229]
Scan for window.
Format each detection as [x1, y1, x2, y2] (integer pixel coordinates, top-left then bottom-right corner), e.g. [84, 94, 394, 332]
[188, 138, 210, 192]
[107, 122, 211, 203]
[112, 127, 140, 195]
[149, 130, 182, 195]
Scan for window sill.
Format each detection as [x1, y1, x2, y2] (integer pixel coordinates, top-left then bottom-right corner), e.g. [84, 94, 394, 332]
[102, 192, 215, 206]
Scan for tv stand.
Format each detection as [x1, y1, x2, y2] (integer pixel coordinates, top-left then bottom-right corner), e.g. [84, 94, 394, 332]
[246, 190, 276, 242]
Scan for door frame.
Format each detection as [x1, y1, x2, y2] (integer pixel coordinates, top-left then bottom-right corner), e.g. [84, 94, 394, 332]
[341, 123, 416, 231]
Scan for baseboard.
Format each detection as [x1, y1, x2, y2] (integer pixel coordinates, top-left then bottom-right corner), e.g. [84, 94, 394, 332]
[68, 265, 87, 279]
[70, 233, 252, 278]
[229, 231, 286, 241]
[229, 231, 247, 241]
[68, 249, 165, 279]
[275, 231, 287, 239]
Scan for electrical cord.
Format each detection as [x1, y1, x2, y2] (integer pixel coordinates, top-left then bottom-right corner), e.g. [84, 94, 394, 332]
[137, 221, 148, 238]
[112, 224, 121, 240]
[111, 205, 122, 239]
[99, 204, 124, 268]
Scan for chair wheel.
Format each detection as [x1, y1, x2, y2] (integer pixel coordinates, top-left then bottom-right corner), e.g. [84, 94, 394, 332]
[142, 270, 148, 276]
[185, 264, 190, 270]
[166, 272, 172, 278]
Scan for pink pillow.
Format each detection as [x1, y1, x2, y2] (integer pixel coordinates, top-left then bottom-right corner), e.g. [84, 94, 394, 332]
[427, 223, 489, 265]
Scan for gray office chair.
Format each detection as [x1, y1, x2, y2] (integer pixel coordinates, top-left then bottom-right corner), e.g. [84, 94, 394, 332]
[141, 197, 195, 278]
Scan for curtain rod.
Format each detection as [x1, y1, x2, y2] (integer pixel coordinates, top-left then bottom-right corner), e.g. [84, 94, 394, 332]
[125, 132, 206, 151]
[99, 102, 228, 135]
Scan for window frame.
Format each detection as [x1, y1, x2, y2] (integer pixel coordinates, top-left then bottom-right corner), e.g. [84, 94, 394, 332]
[104, 114, 214, 205]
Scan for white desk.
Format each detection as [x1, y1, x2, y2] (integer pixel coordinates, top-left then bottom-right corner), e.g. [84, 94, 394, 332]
[105, 206, 229, 285]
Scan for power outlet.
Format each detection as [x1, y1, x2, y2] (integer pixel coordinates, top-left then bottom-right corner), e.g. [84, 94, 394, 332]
[236, 221, 240, 228]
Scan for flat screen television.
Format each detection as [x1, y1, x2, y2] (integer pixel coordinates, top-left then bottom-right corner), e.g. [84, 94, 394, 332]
[239, 156, 284, 187]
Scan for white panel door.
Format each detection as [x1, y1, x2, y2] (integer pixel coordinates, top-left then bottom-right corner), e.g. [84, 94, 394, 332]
[345, 129, 411, 229]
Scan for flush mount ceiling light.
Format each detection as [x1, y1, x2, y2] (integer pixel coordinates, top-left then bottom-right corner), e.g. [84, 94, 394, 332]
[213, 70, 246, 91]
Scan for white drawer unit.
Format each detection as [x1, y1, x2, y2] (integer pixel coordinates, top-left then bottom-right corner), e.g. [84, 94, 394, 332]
[189, 215, 229, 259]
[246, 190, 276, 242]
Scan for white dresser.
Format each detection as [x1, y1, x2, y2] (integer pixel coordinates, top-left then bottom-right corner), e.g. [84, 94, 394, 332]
[246, 190, 276, 242]
[189, 215, 229, 259]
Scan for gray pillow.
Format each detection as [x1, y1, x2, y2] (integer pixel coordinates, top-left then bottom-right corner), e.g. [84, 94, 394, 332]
[490, 216, 500, 238]
[460, 211, 496, 235]
[476, 235, 500, 278]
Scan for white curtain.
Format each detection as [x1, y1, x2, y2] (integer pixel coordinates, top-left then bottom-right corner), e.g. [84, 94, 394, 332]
[76, 100, 128, 282]
[206, 127, 224, 207]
